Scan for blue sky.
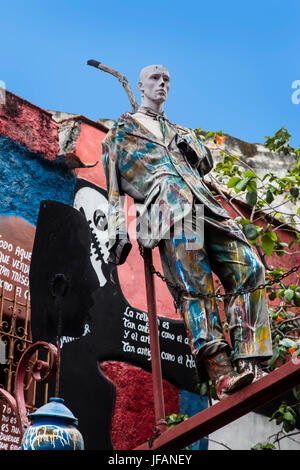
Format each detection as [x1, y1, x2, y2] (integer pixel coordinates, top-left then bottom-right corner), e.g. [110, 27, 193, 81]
[0, 0, 299, 146]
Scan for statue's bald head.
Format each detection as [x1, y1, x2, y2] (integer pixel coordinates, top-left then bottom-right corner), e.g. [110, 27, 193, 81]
[139, 64, 169, 82]
[138, 65, 170, 112]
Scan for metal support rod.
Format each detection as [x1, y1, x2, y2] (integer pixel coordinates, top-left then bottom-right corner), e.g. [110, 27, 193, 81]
[55, 304, 62, 398]
[143, 248, 168, 435]
[55, 338, 61, 398]
[50, 273, 67, 399]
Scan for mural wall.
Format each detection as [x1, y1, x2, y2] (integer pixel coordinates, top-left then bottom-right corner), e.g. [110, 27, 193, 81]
[0, 92, 208, 451]
[0, 92, 77, 450]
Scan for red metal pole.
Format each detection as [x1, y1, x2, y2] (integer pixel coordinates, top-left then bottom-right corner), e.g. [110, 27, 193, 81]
[143, 248, 168, 435]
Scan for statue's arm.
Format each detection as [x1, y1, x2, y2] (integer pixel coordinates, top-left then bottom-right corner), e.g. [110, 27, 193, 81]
[175, 127, 214, 176]
[198, 143, 214, 176]
[102, 131, 132, 265]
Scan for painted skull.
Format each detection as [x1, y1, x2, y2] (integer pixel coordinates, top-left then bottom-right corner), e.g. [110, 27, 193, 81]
[74, 185, 110, 287]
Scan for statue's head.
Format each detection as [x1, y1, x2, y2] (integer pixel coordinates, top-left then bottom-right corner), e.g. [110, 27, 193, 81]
[138, 65, 170, 108]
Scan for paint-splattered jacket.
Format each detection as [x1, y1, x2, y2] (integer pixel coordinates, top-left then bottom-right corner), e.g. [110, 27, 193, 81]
[102, 112, 233, 264]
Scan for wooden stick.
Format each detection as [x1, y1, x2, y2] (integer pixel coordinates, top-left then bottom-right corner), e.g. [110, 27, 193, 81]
[87, 59, 139, 113]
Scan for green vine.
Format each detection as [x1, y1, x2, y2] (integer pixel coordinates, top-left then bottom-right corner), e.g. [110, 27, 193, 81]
[193, 125, 300, 450]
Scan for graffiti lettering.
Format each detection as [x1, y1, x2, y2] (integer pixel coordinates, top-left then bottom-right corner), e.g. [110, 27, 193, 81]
[0, 402, 21, 450]
[123, 317, 136, 329]
[14, 246, 31, 262]
[0, 251, 10, 265]
[122, 341, 135, 353]
[185, 354, 195, 368]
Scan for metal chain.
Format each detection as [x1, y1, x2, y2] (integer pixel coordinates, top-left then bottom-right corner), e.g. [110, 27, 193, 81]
[138, 244, 300, 311]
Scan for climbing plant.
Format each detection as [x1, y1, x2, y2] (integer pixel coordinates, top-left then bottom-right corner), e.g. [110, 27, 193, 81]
[194, 126, 300, 449]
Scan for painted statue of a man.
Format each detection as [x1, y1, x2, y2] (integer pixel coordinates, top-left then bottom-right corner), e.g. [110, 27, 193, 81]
[102, 65, 273, 399]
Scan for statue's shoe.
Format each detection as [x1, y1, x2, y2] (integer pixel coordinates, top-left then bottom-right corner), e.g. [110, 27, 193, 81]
[215, 370, 254, 400]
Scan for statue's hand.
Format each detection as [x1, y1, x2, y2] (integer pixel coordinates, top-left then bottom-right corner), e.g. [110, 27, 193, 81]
[107, 236, 132, 266]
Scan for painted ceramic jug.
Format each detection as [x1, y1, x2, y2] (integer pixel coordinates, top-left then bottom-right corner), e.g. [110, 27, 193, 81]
[21, 397, 84, 450]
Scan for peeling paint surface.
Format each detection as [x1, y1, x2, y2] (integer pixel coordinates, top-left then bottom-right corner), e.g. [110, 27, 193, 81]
[0, 91, 59, 161]
[0, 135, 76, 226]
[21, 424, 84, 450]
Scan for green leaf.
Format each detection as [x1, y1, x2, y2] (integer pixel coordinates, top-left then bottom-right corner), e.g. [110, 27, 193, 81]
[167, 414, 177, 423]
[243, 224, 259, 240]
[275, 288, 284, 298]
[205, 131, 215, 139]
[290, 186, 299, 199]
[266, 190, 274, 204]
[294, 291, 300, 306]
[284, 289, 294, 302]
[235, 177, 251, 193]
[227, 176, 241, 188]
[251, 442, 276, 450]
[246, 190, 257, 206]
[240, 219, 251, 226]
[268, 184, 277, 194]
[279, 338, 296, 348]
[268, 292, 276, 301]
[262, 233, 275, 256]
[247, 179, 257, 191]
[283, 411, 295, 423]
[198, 382, 208, 397]
[268, 346, 279, 369]
[268, 231, 278, 242]
[244, 170, 257, 179]
[292, 385, 300, 401]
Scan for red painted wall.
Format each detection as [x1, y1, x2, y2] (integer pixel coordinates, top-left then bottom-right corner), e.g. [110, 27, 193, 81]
[0, 91, 59, 161]
[101, 361, 179, 450]
[74, 121, 107, 188]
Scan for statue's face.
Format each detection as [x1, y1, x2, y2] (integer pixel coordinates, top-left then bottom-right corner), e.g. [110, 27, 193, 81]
[138, 65, 170, 104]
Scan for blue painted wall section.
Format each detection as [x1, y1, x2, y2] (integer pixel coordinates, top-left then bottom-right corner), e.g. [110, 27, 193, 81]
[179, 390, 209, 450]
[0, 134, 76, 226]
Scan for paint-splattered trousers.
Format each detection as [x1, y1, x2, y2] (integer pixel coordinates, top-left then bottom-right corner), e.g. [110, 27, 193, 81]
[158, 210, 273, 379]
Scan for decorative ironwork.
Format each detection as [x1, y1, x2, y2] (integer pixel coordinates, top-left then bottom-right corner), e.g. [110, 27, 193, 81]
[14, 341, 57, 433]
[0, 284, 57, 438]
[0, 284, 31, 395]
